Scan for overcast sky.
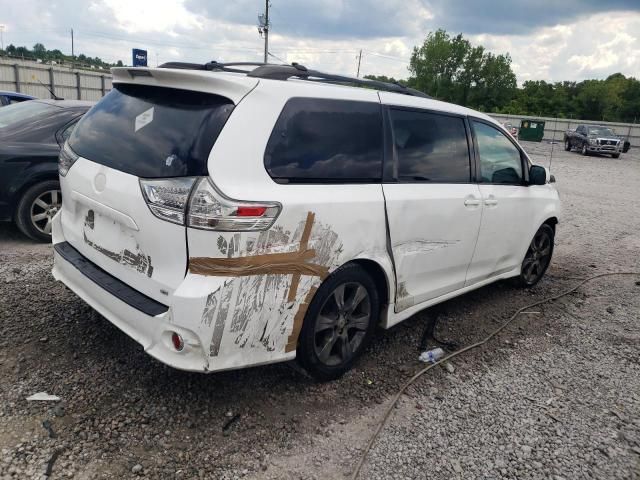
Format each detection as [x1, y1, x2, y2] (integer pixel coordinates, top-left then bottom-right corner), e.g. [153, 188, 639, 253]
[2, 0, 640, 84]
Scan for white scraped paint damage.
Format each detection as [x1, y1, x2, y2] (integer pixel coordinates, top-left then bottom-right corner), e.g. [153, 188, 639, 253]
[193, 214, 343, 361]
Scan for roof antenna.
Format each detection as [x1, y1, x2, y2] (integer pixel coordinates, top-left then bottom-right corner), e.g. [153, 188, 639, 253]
[31, 74, 63, 100]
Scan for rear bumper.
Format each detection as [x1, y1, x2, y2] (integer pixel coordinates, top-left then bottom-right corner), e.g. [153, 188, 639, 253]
[54, 241, 169, 316]
[51, 213, 211, 372]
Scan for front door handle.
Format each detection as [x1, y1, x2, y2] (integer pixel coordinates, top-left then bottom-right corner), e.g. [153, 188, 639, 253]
[484, 197, 498, 206]
[464, 198, 481, 207]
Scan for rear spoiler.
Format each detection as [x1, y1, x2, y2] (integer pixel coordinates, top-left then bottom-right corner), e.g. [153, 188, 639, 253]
[110, 67, 259, 105]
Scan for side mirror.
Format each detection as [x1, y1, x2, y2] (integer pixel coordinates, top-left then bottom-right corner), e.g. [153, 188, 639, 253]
[529, 165, 547, 185]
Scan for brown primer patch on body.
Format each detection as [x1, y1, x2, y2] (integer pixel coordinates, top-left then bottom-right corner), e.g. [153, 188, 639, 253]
[189, 212, 327, 283]
[287, 212, 315, 302]
[189, 249, 328, 278]
[285, 286, 318, 353]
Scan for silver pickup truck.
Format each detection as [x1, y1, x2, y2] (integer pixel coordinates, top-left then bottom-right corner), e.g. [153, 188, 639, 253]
[564, 124, 624, 158]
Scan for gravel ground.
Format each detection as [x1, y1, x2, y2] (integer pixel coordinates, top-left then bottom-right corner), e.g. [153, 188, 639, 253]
[1, 142, 639, 480]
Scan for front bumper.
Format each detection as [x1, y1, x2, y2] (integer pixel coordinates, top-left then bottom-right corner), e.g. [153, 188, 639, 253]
[587, 140, 622, 153]
[587, 146, 622, 153]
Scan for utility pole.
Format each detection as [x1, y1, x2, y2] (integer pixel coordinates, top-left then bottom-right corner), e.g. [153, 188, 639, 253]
[263, 0, 269, 64]
[356, 49, 362, 77]
[0, 25, 5, 52]
[70, 28, 74, 59]
[257, 2, 270, 63]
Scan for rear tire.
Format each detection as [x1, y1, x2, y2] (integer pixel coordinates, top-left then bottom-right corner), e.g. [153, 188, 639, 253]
[297, 264, 379, 381]
[15, 180, 61, 242]
[516, 224, 554, 288]
[564, 139, 571, 151]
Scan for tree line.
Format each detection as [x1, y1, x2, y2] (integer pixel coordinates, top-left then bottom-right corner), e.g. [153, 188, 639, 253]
[367, 29, 640, 123]
[0, 43, 123, 70]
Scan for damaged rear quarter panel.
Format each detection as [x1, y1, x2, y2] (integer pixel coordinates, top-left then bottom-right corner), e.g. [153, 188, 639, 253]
[179, 185, 392, 371]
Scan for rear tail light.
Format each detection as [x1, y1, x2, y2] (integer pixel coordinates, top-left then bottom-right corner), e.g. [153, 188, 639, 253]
[58, 142, 79, 177]
[139, 177, 280, 231]
[187, 178, 280, 231]
[139, 177, 196, 225]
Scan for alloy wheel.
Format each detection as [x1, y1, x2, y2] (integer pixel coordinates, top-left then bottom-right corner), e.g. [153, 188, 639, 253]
[313, 282, 371, 367]
[522, 229, 552, 285]
[30, 189, 61, 235]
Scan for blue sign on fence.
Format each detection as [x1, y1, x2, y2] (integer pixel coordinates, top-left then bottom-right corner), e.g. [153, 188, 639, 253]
[132, 49, 148, 67]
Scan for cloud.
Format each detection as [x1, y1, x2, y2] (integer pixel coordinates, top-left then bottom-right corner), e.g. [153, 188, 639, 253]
[0, 0, 639, 85]
[469, 12, 640, 83]
[185, 0, 433, 39]
[425, 0, 640, 35]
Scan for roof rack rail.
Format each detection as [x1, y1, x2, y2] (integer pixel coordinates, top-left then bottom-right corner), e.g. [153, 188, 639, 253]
[158, 61, 430, 99]
[159, 61, 268, 74]
[247, 63, 430, 98]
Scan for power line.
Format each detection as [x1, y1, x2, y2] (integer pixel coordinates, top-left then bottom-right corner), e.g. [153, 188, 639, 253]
[363, 50, 410, 64]
[267, 51, 286, 63]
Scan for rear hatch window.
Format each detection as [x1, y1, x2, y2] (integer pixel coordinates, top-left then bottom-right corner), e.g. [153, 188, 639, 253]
[68, 84, 234, 178]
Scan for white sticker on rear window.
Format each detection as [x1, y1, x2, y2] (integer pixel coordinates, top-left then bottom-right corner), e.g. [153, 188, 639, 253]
[135, 107, 154, 132]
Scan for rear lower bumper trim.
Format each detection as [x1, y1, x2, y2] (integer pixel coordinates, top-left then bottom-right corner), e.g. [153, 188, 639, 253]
[53, 241, 169, 316]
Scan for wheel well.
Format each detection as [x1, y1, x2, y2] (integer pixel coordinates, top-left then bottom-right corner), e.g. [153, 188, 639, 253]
[543, 217, 558, 233]
[349, 259, 390, 308]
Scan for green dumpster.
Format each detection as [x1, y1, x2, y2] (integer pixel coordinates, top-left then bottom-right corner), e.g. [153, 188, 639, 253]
[518, 119, 545, 142]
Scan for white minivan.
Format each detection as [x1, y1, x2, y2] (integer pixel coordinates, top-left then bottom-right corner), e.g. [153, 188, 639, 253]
[52, 62, 560, 380]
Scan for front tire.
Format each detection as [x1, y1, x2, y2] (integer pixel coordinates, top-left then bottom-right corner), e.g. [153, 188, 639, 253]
[581, 143, 589, 156]
[564, 139, 571, 151]
[612, 153, 620, 159]
[297, 264, 379, 381]
[15, 180, 61, 242]
[517, 224, 554, 288]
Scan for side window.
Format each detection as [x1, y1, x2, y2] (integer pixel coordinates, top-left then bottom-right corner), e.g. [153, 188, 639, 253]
[390, 109, 470, 182]
[472, 120, 523, 184]
[264, 98, 383, 182]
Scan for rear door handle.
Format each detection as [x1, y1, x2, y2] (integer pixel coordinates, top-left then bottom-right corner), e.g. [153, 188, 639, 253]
[464, 198, 481, 207]
[484, 199, 498, 206]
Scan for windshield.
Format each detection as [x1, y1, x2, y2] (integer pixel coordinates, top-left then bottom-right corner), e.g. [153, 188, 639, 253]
[0, 101, 58, 128]
[587, 127, 615, 137]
